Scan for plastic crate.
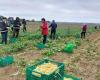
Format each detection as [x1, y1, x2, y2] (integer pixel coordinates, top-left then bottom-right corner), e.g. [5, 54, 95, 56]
[63, 43, 75, 54]
[26, 58, 64, 80]
[36, 43, 45, 49]
[63, 74, 80, 80]
[9, 37, 17, 43]
[0, 56, 14, 67]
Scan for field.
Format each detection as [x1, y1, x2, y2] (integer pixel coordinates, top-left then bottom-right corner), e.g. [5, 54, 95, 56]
[0, 22, 100, 80]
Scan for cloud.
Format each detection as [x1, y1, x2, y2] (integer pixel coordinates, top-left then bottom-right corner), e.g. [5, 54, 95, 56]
[0, 0, 100, 23]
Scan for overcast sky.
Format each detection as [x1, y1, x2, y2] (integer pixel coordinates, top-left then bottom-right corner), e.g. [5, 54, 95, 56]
[0, 0, 100, 23]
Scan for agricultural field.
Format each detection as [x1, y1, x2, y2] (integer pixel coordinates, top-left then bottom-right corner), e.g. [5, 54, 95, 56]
[0, 22, 100, 80]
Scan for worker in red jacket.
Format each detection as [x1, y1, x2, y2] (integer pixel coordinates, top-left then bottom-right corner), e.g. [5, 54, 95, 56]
[81, 24, 87, 39]
[40, 18, 48, 44]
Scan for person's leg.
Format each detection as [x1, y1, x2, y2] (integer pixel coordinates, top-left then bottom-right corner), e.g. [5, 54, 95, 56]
[16, 29, 19, 38]
[13, 29, 16, 38]
[1, 32, 7, 44]
[84, 32, 86, 38]
[3, 32, 8, 44]
[53, 29, 56, 39]
[1, 32, 4, 44]
[23, 25, 26, 32]
[81, 32, 83, 38]
[24, 25, 27, 31]
[23, 25, 25, 32]
[43, 35, 47, 44]
[50, 30, 53, 39]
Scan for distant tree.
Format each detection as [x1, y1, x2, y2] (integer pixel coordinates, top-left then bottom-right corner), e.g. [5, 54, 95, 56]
[31, 19, 35, 22]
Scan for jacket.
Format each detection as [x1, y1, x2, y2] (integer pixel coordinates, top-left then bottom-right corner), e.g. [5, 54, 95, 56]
[13, 20, 21, 29]
[49, 22, 57, 30]
[41, 21, 48, 35]
[82, 25, 87, 32]
[0, 20, 8, 32]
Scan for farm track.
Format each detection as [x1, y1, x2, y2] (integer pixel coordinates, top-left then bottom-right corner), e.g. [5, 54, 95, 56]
[0, 31, 100, 80]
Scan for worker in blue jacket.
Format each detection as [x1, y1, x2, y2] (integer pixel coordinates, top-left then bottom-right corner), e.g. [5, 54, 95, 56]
[49, 20, 57, 39]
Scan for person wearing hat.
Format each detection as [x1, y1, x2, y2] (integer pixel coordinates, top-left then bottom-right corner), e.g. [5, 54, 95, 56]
[22, 19, 27, 32]
[13, 17, 21, 38]
[40, 18, 48, 44]
[49, 20, 57, 40]
[0, 17, 8, 44]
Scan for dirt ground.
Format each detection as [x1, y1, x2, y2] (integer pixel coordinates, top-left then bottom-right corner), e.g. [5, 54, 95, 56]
[0, 31, 100, 80]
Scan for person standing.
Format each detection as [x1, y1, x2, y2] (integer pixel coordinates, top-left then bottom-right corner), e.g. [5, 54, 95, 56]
[40, 18, 48, 44]
[49, 20, 57, 39]
[22, 19, 27, 32]
[81, 24, 87, 39]
[13, 17, 21, 38]
[0, 17, 8, 44]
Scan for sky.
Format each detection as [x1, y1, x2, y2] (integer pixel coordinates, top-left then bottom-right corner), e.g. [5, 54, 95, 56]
[0, 0, 100, 23]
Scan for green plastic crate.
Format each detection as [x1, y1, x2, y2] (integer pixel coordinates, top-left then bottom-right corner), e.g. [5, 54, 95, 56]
[26, 58, 64, 80]
[63, 43, 75, 54]
[36, 43, 45, 49]
[9, 37, 17, 43]
[63, 74, 80, 80]
[0, 56, 14, 67]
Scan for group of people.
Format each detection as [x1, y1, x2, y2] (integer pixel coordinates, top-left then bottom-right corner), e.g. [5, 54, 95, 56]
[1, 16, 98, 45]
[0, 17, 58, 45]
[40, 18, 57, 44]
[0, 17, 27, 44]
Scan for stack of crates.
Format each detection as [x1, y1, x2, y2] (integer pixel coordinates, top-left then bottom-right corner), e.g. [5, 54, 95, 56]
[26, 58, 64, 80]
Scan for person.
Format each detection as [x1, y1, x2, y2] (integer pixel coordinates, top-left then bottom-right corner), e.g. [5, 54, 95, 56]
[49, 20, 57, 39]
[22, 19, 27, 32]
[7, 17, 14, 30]
[40, 18, 48, 44]
[12, 17, 21, 38]
[81, 24, 87, 39]
[0, 17, 8, 44]
[94, 26, 97, 30]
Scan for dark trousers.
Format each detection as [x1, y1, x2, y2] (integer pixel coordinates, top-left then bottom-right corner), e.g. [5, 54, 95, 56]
[1, 32, 8, 44]
[13, 29, 20, 38]
[81, 32, 86, 39]
[23, 25, 27, 32]
[50, 29, 56, 39]
[43, 35, 47, 44]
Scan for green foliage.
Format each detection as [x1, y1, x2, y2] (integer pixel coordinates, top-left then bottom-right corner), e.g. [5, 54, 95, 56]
[42, 49, 55, 56]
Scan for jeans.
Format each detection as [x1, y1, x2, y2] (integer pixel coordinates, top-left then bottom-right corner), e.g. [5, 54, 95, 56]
[23, 25, 27, 32]
[1, 31, 8, 44]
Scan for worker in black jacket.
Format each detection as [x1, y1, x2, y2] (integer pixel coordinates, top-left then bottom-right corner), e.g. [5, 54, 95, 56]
[22, 19, 27, 32]
[0, 17, 8, 44]
[13, 17, 21, 38]
[49, 20, 57, 39]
